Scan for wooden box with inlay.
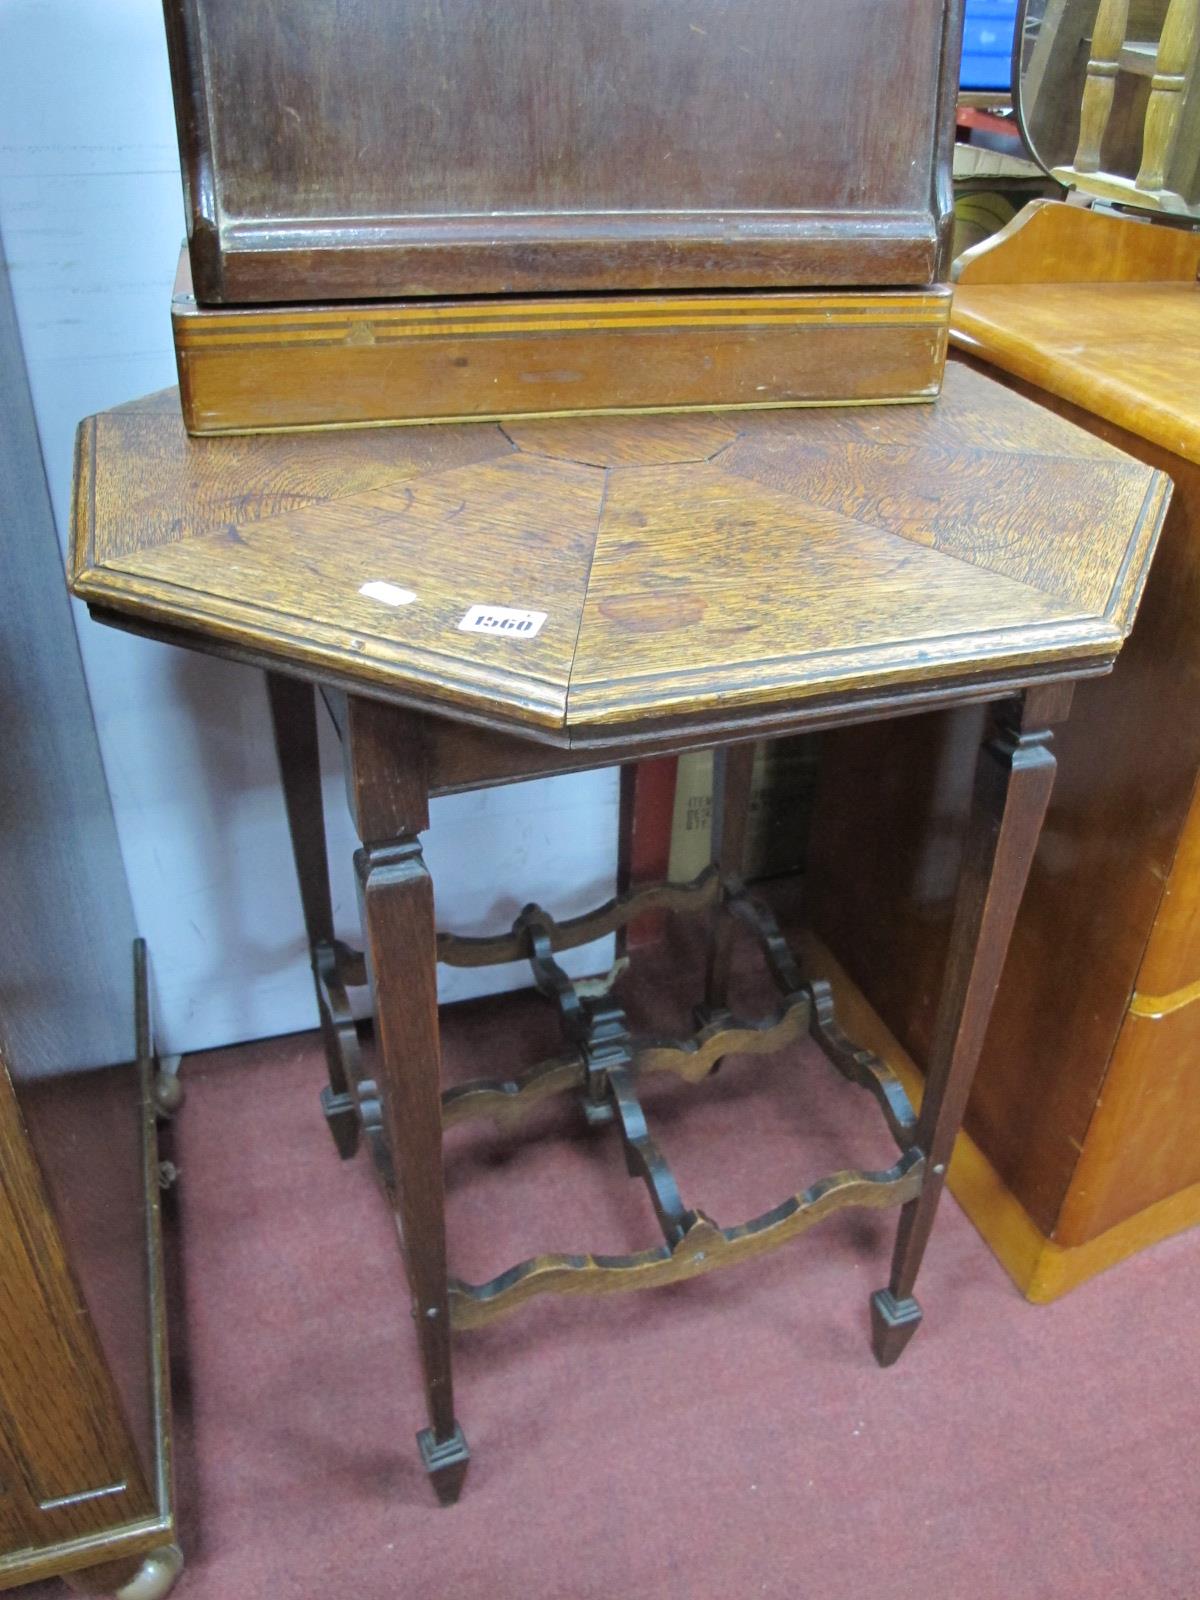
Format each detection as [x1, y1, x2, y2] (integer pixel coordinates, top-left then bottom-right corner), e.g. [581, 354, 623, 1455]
[162, 0, 964, 433]
[170, 254, 953, 435]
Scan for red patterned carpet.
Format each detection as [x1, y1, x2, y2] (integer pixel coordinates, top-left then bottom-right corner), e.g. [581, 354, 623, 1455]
[33, 934, 1200, 1599]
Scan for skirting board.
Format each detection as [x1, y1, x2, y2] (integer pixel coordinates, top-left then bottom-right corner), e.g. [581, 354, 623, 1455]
[171, 253, 951, 435]
[802, 935, 1200, 1304]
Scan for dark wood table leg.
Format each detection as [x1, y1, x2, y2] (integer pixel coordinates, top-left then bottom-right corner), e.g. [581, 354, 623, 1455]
[870, 684, 1070, 1366]
[265, 671, 361, 1159]
[344, 695, 469, 1505]
[704, 741, 757, 1013]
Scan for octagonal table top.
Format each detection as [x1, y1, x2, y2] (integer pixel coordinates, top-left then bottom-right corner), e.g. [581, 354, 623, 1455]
[71, 363, 1170, 750]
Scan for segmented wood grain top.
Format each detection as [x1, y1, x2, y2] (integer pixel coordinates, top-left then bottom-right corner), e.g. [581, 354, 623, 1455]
[72, 365, 1170, 748]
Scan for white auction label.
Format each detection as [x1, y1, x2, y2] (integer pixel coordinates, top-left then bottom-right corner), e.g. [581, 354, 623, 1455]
[457, 604, 547, 639]
[359, 580, 417, 606]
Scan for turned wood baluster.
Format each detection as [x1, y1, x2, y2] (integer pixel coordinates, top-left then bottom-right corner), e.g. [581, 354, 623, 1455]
[870, 685, 1069, 1366]
[344, 696, 469, 1505]
[1136, 0, 1199, 193]
[1074, 0, 1132, 172]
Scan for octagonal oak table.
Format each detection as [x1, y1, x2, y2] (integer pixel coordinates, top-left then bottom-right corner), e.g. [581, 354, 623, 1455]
[71, 363, 1169, 1504]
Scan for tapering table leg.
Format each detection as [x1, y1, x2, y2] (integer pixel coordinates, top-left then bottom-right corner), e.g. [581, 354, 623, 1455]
[870, 686, 1067, 1366]
[265, 671, 359, 1158]
[704, 741, 757, 1013]
[345, 697, 469, 1504]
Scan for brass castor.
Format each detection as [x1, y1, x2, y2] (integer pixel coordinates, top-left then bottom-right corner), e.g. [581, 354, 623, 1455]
[153, 1055, 184, 1117]
[67, 1544, 184, 1599]
[115, 1545, 185, 1600]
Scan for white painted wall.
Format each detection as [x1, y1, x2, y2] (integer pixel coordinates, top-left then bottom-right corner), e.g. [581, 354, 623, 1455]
[0, 0, 618, 1053]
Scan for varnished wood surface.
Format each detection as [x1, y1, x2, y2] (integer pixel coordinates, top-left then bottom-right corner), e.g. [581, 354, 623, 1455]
[948, 203, 1200, 1245]
[435, 866, 720, 968]
[448, 1153, 925, 1332]
[1057, 996, 1200, 1242]
[952, 196, 1200, 284]
[163, 0, 961, 303]
[811, 342, 1200, 1254]
[71, 365, 1169, 748]
[1136, 763, 1200, 995]
[440, 994, 812, 1130]
[0, 1055, 159, 1574]
[952, 202, 1200, 463]
[810, 443, 1200, 1235]
[357, 838, 467, 1500]
[343, 705, 469, 1499]
[172, 256, 951, 433]
[954, 283, 1200, 461]
[875, 696, 1059, 1341]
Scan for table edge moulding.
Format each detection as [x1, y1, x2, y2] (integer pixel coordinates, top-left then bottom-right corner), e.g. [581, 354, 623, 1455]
[71, 366, 1168, 751]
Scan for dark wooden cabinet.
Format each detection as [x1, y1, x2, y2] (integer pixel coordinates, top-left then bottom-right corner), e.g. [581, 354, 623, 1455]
[164, 0, 966, 304]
